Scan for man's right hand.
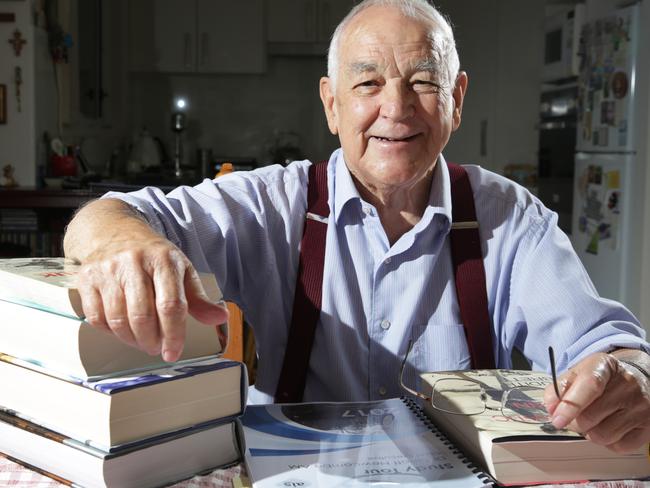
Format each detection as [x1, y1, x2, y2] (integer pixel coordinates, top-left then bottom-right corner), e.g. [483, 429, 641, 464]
[64, 199, 228, 362]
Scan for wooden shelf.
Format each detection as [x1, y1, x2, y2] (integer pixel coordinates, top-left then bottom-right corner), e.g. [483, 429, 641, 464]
[0, 188, 100, 209]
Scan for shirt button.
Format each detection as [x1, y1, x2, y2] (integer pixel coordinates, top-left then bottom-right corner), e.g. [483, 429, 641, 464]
[384, 257, 391, 264]
[378, 386, 387, 395]
[363, 206, 372, 216]
[380, 319, 391, 330]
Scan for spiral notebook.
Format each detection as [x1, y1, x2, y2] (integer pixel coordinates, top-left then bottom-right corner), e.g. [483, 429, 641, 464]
[241, 397, 493, 487]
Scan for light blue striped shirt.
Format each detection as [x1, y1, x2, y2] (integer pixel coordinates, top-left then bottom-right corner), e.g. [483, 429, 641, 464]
[107, 149, 649, 404]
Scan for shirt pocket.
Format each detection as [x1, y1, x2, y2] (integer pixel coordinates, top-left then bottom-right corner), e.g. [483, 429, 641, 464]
[410, 322, 472, 374]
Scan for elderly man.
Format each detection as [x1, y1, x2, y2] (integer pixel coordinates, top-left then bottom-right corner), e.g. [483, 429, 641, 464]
[64, 0, 649, 452]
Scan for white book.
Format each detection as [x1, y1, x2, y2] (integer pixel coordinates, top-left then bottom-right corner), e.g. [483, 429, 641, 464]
[420, 369, 650, 485]
[0, 354, 246, 450]
[0, 409, 242, 488]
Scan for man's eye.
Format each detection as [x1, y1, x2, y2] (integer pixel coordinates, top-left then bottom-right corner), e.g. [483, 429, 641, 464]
[412, 80, 440, 92]
[356, 80, 379, 88]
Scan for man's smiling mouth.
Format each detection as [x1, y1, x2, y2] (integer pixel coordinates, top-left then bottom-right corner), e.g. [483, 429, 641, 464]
[370, 134, 419, 142]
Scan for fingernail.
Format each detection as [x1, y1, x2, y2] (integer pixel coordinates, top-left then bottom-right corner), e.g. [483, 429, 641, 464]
[552, 414, 568, 429]
[162, 348, 180, 362]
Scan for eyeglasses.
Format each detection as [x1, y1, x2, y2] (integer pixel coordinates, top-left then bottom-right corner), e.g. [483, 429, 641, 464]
[399, 342, 563, 427]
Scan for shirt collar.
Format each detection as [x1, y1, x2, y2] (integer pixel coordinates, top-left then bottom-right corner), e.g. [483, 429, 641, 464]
[330, 148, 453, 227]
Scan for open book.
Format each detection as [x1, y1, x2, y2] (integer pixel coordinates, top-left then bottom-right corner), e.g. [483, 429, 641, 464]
[419, 369, 650, 485]
[241, 397, 493, 487]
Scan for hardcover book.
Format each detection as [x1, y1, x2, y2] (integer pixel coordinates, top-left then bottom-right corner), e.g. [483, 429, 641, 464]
[0, 296, 228, 379]
[0, 409, 242, 488]
[241, 397, 492, 487]
[0, 354, 247, 450]
[0, 257, 84, 317]
[0, 256, 225, 323]
[419, 369, 650, 485]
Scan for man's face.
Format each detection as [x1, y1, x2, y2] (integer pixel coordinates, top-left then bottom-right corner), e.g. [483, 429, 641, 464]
[320, 6, 467, 194]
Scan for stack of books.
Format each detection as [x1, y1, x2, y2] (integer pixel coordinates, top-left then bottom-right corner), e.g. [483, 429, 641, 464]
[0, 257, 247, 488]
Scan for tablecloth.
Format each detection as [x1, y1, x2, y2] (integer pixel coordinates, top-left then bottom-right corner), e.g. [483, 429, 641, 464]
[0, 454, 246, 487]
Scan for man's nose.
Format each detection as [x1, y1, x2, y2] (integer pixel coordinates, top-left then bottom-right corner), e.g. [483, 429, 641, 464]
[379, 83, 415, 121]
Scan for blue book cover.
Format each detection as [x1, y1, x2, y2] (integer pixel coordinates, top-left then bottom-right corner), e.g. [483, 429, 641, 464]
[241, 397, 492, 487]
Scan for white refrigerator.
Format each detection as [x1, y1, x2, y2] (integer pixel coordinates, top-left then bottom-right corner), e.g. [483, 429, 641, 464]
[571, 2, 650, 323]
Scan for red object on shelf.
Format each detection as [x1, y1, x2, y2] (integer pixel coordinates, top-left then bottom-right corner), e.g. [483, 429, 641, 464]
[50, 155, 77, 177]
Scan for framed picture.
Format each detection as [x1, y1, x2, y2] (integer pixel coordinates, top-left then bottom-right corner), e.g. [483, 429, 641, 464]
[0, 84, 6, 124]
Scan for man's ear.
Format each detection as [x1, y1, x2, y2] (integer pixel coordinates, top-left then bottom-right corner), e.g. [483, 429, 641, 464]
[319, 77, 339, 135]
[451, 71, 468, 132]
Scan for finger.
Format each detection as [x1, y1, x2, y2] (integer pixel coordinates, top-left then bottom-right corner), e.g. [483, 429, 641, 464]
[78, 285, 110, 332]
[551, 357, 616, 430]
[76, 266, 109, 331]
[544, 370, 576, 415]
[605, 428, 650, 454]
[581, 406, 636, 447]
[185, 268, 229, 326]
[101, 281, 138, 348]
[153, 264, 188, 362]
[124, 271, 160, 356]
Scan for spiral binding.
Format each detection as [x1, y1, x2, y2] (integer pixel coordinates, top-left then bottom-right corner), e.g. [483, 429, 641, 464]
[400, 396, 495, 487]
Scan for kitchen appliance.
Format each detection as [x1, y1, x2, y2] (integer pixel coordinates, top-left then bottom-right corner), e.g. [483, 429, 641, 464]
[543, 4, 585, 82]
[571, 2, 650, 321]
[128, 128, 163, 172]
[171, 111, 186, 178]
[537, 83, 578, 233]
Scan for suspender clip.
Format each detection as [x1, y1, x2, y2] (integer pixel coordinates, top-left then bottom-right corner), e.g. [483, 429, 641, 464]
[306, 212, 328, 224]
[451, 220, 479, 230]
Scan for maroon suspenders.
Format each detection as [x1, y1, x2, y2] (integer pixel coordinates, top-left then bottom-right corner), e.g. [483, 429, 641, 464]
[274, 161, 330, 403]
[447, 163, 496, 369]
[274, 160, 495, 403]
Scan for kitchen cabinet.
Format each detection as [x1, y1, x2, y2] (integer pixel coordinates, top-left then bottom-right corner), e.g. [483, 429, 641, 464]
[267, 0, 353, 53]
[129, 0, 265, 74]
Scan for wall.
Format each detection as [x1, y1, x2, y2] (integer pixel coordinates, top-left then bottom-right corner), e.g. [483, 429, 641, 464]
[126, 55, 337, 169]
[435, 0, 545, 175]
[0, 1, 36, 186]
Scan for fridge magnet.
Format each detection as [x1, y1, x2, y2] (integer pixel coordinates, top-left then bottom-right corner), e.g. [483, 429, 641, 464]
[578, 215, 588, 234]
[597, 222, 611, 241]
[612, 71, 628, 99]
[604, 189, 621, 250]
[586, 230, 599, 255]
[600, 101, 615, 126]
[8, 28, 26, 56]
[0, 84, 5, 124]
[585, 186, 604, 222]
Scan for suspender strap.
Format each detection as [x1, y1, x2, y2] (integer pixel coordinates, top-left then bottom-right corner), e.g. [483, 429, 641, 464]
[274, 161, 330, 403]
[447, 163, 495, 369]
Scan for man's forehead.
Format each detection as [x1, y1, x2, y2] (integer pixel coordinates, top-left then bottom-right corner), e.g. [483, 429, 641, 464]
[344, 51, 442, 76]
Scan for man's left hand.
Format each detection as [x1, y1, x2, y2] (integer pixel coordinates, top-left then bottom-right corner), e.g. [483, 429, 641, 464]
[543, 349, 650, 453]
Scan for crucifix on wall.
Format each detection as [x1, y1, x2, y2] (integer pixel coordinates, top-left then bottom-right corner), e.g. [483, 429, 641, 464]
[8, 29, 26, 57]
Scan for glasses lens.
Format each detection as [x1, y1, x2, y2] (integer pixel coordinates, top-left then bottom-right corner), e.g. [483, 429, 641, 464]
[432, 379, 486, 415]
[502, 387, 551, 424]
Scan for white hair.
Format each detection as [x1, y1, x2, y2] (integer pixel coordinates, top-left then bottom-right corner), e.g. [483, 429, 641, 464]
[327, 0, 460, 91]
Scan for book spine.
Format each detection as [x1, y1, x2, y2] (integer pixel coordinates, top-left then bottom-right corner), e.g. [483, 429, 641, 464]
[401, 396, 495, 487]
